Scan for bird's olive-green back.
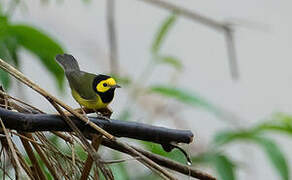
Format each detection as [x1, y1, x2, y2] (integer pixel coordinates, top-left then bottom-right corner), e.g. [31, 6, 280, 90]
[66, 71, 97, 100]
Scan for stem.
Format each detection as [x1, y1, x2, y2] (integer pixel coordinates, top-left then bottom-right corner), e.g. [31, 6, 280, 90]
[107, 0, 119, 75]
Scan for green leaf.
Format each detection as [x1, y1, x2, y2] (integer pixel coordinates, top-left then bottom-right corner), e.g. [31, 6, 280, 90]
[213, 154, 235, 180]
[111, 153, 130, 180]
[0, 69, 10, 89]
[254, 113, 292, 135]
[8, 24, 65, 90]
[152, 13, 177, 54]
[0, 4, 3, 16]
[75, 145, 87, 161]
[192, 152, 236, 180]
[213, 130, 254, 146]
[157, 55, 182, 70]
[142, 142, 186, 164]
[149, 85, 219, 114]
[213, 130, 289, 180]
[253, 137, 289, 180]
[3, 36, 19, 67]
[118, 109, 132, 121]
[0, 41, 12, 89]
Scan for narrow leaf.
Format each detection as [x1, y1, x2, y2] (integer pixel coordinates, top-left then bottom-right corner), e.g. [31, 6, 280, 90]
[213, 154, 235, 180]
[213, 130, 253, 146]
[149, 85, 219, 113]
[0, 41, 11, 89]
[8, 24, 65, 90]
[0, 69, 10, 89]
[158, 55, 182, 70]
[253, 137, 289, 180]
[254, 113, 292, 135]
[152, 13, 177, 53]
[3, 36, 19, 67]
[142, 142, 185, 164]
[213, 130, 289, 180]
[192, 152, 236, 180]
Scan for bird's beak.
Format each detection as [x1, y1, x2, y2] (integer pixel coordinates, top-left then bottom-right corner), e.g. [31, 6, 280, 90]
[110, 84, 121, 89]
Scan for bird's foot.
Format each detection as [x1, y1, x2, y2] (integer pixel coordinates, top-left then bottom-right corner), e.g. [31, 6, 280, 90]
[95, 107, 112, 121]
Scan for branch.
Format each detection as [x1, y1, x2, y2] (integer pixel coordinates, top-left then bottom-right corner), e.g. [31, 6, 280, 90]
[140, 0, 225, 32]
[106, 0, 119, 75]
[0, 107, 193, 149]
[101, 138, 216, 180]
[140, 0, 239, 79]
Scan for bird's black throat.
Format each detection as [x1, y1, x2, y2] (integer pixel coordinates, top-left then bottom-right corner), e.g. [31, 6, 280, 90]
[97, 88, 115, 103]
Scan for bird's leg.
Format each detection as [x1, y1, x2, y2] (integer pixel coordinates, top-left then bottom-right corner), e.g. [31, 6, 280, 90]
[95, 107, 112, 120]
[73, 107, 95, 115]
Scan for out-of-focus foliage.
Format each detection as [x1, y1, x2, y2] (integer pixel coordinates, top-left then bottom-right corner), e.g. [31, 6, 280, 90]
[0, 11, 65, 90]
[149, 85, 219, 114]
[192, 152, 236, 180]
[0, 2, 291, 180]
[151, 13, 177, 54]
[213, 127, 289, 180]
[151, 13, 183, 71]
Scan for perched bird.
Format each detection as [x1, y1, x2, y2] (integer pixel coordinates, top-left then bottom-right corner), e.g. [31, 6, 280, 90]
[55, 54, 120, 117]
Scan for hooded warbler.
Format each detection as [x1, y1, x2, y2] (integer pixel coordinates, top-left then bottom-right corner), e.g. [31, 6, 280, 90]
[55, 54, 120, 114]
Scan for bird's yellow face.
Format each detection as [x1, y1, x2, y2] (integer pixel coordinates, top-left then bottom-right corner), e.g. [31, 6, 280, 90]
[96, 77, 119, 93]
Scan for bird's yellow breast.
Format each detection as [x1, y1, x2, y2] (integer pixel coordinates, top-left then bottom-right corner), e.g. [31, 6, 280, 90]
[71, 89, 108, 110]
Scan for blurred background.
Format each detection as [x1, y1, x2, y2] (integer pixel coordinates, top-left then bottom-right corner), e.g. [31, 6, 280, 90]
[1, 0, 292, 179]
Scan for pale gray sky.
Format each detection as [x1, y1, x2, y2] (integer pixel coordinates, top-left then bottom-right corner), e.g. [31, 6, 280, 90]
[6, 0, 292, 179]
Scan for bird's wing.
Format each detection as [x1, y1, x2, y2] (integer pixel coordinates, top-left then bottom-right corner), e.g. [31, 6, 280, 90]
[66, 71, 97, 100]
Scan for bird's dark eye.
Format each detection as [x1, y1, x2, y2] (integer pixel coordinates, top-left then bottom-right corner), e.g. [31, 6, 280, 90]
[103, 83, 108, 87]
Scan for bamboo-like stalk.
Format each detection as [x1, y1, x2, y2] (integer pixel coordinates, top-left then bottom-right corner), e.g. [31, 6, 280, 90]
[26, 133, 61, 180]
[19, 132, 47, 180]
[14, 148, 35, 180]
[0, 118, 23, 178]
[80, 134, 103, 180]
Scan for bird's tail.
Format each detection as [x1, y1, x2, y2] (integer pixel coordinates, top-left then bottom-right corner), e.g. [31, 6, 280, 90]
[55, 54, 80, 72]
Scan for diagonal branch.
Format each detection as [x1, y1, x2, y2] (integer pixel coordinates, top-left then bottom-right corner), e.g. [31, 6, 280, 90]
[140, 0, 225, 31]
[101, 138, 216, 180]
[139, 0, 239, 79]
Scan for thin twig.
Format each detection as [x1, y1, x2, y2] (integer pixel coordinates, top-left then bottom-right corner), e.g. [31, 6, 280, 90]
[80, 135, 103, 180]
[140, 0, 239, 79]
[51, 131, 73, 144]
[100, 156, 140, 164]
[140, 0, 225, 31]
[102, 138, 216, 180]
[13, 147, 35, 180]
[49, 100, 98, 160]
[18, 132, 47, 180]
[107, 0, 119, 75]
[10, 132, 45, 148]
[1, 91, 45, 113]
[224, 26, 239, 79]
[26, 133, 61, 180]
[0, 118, 23, 178]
